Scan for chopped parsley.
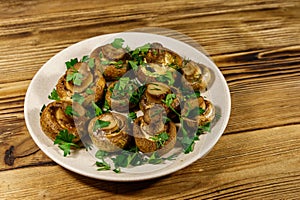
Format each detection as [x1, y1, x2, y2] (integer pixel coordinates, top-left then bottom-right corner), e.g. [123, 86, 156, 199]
[71, 93, 85, 105]
[86, 88, 95, 95]
[128, 60, 139, 70]
[65, 105, 80, 117]
[93, 120, 110, 131]
[80, 55, 89, 62]
[156, 71, 175, 85]
[92, 101, 102, 116]
[128, 112, 137, 121]
[66, 70, 83, 86]
[88, 58, 95, 69]
[54, 130, 79, 156]
[150, 132, 170, 148]
[129, 85, 146, 104]
[48, 88, 60, 101]
[111, 38, 125, 49]
[65, 58, 78, 69]
[95, 150, 111, 171]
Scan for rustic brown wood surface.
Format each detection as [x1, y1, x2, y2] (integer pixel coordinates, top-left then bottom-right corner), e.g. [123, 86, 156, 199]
[0, 0, 299, 199]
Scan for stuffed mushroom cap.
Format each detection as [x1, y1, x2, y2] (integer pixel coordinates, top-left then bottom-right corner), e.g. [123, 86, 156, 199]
[133, 114, 177, 155]
[90, 44, 129, 81]
[40, 100, 86, 142]
[88, 112, 133, 152]
[181, 60, 211, 92]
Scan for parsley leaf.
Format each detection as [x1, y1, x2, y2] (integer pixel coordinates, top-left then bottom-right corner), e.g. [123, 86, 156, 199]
[129, 85, 146, 104]
[156, 71, 174, 85]
[96, 161, 111, 171]
[66, 71, 84, 86]
[86, 88, 95, 95]
[80, 55, 89, 62]
[128, 60, 139, 70]
[95, 150, 111, 171]
[71, 93, 85, 105]
[139, 43, 151, 53]
[93, 120, 110, 131]
[128, 112, 137, 121]
[48, 88, 60, 101]
[103, 100, 110, 111]
[65, 58, 78, 69]
[65, 105, 80, 117]
[162, 93, 180, 117]
[54, 130, 79, 156]
[92, 101, 102, 116]
[150, 132, 170, 148]
[88, 58, 95, 69]
[111, 38, 124, 49]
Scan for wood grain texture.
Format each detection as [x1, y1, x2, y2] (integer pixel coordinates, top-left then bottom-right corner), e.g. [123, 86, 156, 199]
[0, 0, 299, 199]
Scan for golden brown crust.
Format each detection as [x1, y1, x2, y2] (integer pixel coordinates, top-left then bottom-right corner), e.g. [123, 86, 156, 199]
[56, 63, 106, 106]
[90, 44, 129, 81]
[133, 116, 177, 155]
[40, 100, 86, 142]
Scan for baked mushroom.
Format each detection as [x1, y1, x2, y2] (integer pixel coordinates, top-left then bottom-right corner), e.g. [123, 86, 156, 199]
[56, 62, 106, 106]
[88, 112, 133, 152]
[90, 44, 129, 81]
[182, 96, 215, 127]
[105, 77, 142, 112]
[139, 82, 180, 117]
[40, 100, 86, 142]
[145, 43, 183, 69]
[136, 63, 177, 85]
[133, 106, 177, 155]
[181, 60, 211, 92]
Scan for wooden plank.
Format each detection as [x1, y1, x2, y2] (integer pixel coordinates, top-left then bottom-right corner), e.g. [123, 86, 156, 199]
[0, 124, 299, 199]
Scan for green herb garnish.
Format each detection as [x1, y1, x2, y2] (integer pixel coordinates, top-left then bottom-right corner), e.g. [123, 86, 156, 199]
[48, 88, 60, 100]
[95, 150, 111, 171]
[156, 71, 174, 85]
[65, 105, 80, 117]
[88, 58, 95, 69]
[129, 85, 146, 104]
[71, 93, 85, 105]
[150, 132, 170, 148]
[86, 88, 95, 95]
[128, 112, 137, 121]
[54, 130, 79, 156]
[93, 120, 110, 131]
[66, 71, 83, 86]
[65, 58, 78, 69]
[80, 55, 89, 62]
[128, 60, 139, 70]
[111, 38, 125, 49]
[92, 101, 103, 116]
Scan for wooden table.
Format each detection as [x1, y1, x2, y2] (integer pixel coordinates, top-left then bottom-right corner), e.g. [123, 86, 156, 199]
[0, 0, 299, 199]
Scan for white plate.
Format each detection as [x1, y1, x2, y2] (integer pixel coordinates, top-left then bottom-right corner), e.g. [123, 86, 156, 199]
[24, 32, 231, 182]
